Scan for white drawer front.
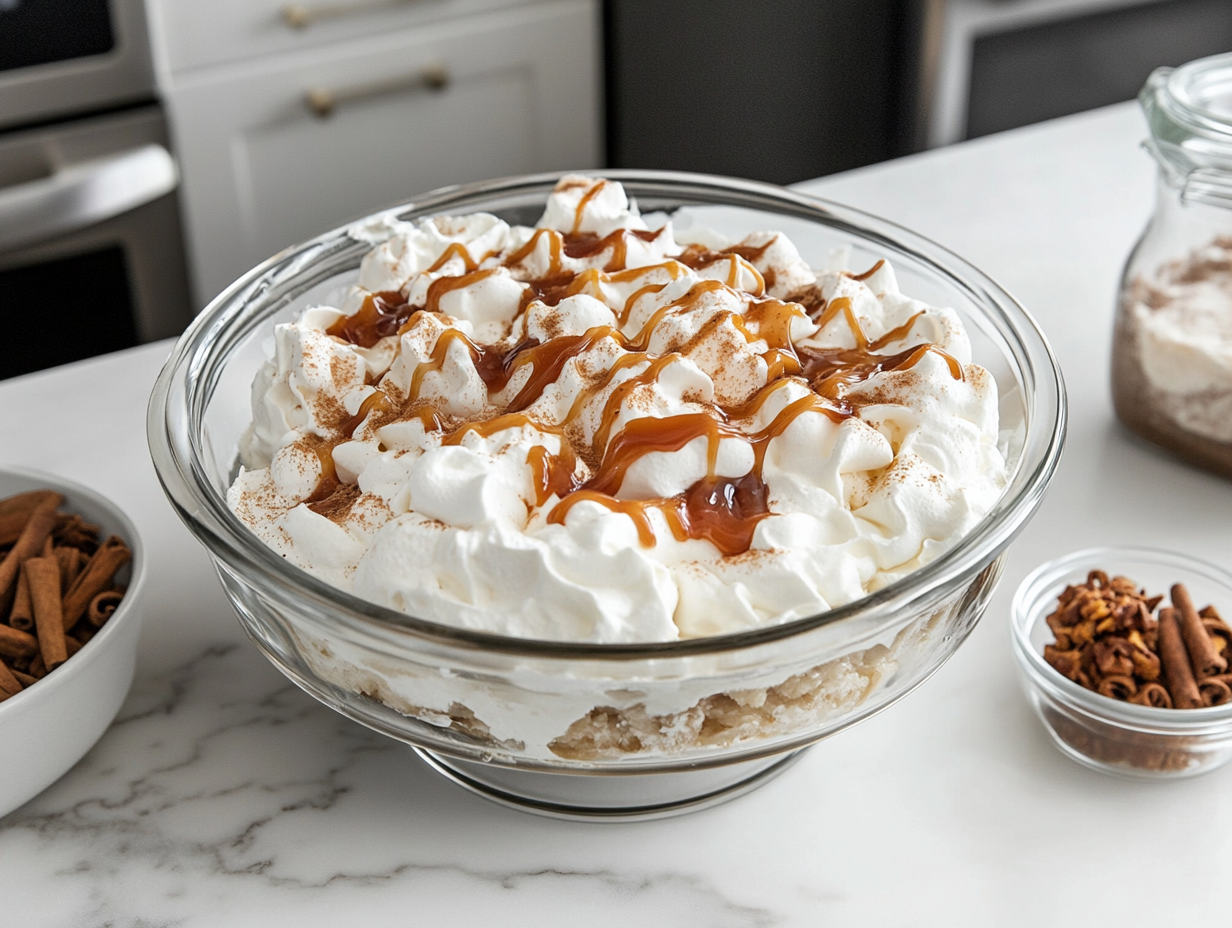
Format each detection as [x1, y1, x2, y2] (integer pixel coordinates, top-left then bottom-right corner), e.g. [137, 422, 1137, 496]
[167, 0, 600, 305]
[149, 0, 536, 76]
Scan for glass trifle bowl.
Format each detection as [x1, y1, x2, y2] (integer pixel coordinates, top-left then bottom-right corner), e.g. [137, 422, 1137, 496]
[148, 171, 1065, 820]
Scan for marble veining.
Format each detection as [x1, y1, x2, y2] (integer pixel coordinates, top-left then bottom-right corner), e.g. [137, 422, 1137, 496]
[0, 644, 781, 927]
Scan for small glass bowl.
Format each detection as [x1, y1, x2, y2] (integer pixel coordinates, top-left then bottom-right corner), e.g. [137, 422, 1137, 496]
[1012, 547, 1232, 780]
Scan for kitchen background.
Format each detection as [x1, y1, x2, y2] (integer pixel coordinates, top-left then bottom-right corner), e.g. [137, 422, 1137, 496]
[1, 0, 1230, 380]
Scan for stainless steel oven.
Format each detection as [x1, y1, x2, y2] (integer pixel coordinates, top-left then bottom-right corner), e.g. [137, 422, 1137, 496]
[0, 0, 192, 380]
[0, 0, 154, 130]
[914, 0, 1232, 147]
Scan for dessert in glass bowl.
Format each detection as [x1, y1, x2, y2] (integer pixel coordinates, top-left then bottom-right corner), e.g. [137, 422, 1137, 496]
[229, 175, 1008, 643]
[150, 172, 1064, 818]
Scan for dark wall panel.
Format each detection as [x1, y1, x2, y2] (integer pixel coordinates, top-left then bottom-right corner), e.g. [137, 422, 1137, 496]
[606, 0, 904, 184]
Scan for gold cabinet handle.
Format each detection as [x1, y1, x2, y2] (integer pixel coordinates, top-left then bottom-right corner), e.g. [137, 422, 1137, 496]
[282, 0, 421, 29]
[304, 64, 449, 117]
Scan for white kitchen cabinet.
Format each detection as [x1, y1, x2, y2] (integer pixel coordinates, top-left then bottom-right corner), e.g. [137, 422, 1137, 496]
[147, 0, 536, 76]
[161, 0, 600, 304]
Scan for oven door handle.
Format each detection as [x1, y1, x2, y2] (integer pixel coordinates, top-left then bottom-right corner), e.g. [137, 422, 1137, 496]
[0, 144, 178, 253]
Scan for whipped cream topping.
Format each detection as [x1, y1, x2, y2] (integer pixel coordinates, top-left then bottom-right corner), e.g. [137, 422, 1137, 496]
[229, 176, 1007, 643]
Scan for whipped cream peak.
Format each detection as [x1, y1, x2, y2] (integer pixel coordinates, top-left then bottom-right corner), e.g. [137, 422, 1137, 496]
[537, 174, 648, 236]
[231, 177, 1007, 642]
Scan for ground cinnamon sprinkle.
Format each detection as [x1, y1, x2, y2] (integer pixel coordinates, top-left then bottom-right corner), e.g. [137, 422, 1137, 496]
[1042, 570, 1232, 771]
[0, 489, 131, 700]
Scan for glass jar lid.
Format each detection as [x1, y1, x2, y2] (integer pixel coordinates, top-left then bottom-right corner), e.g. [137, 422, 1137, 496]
[1143, 53, 1232, 203]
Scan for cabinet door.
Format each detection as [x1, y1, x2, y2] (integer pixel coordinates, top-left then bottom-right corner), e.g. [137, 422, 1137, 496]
[166, 0, 600, 305]
[148, 0, 534, 76]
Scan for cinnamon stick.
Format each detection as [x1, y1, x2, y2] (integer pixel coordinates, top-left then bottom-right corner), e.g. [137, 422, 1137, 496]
[8, 564, 33, 631]
[0, 623, 38, 661]
[1129, 682, 1173, 708]
[26, 557, 67, 672]
[0, 503, 59, 615]
[0, 490, 127, 695]
[0, 490, 62, 519]
[1097, 675, 1137, 701]
[61, 536, 130, 631]
[1198, 677, 1232, 707]
[0, 490, 62, 546]
[86, 588, 124, 628]
[1172, 584, 1227, 677]
[0, 659, 21, 700]
[10, 669, 35, 687]
[54, 545, 83, 593]
[1205, 672, 1232, 691]
[1159, 607, 1204, 709]
[1202, 619, 1232, 666]
[53, 513, 100, 553]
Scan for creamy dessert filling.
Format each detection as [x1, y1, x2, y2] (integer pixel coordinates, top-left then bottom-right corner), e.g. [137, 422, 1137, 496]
[229, 176, 1007, 643]
[1118, 237, 1232, 446]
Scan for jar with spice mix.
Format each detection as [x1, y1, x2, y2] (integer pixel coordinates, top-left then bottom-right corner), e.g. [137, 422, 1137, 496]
[1112, 53, 1232, 479]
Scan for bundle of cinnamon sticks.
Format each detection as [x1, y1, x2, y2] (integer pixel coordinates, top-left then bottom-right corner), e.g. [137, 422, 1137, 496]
[0, 489, 131, 702]
[1044, 570, 1231, 709]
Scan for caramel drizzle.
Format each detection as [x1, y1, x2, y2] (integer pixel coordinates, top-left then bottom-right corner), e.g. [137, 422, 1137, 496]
[325, 291, 415, 349]
[562, 227, 665, 272]
[675, 238, 777, 270]
[502, 329, 613, 412]
[801, 342, 964, 400]
[407, 327, 484, 400]
[426, 241, 480, 274]
[731, 296, 810, 378]
[849, 258, 885, 282]
[546, 389, 844, 555]
[606, 258, 687, 284]
[547, 491, 666, 548]
[504, 228, 566, 278]
[587, 354, 679, 457]
[303, 437, 341, 506]
[571, 180, 607, 234]
[339, 389, 394, 437]
[527, 443, 580, 507]
[816, 296, 870, 349]
[423, 268, 498, 315]
[313, 215, 967, 555]
[677, 251, 767, 295]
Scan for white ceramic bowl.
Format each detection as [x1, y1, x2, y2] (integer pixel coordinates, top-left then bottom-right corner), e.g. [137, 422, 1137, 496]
[0, 466, 144, 819]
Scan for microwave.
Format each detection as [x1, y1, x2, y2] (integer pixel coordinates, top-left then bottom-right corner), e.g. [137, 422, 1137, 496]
[0, 0, 192, 379]
[916, 0, 1232, 148]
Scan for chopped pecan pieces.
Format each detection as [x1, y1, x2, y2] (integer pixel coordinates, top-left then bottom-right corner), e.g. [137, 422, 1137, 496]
[1043, 572, 1229, 710]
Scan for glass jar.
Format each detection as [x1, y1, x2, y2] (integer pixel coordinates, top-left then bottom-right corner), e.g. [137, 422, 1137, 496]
[1113, 54, 1232, 479]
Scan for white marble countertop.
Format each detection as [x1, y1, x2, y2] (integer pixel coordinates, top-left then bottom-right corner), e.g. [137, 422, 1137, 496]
[3, 102, 1232, 927]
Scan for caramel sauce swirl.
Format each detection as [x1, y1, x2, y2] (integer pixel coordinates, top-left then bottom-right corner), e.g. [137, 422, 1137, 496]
[313, 215, 965, 556]
[325, 291, 414, 349]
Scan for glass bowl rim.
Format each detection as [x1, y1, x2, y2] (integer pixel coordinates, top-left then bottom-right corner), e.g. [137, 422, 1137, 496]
[149, 168, 1066, 660]
[1011, 544, 1232, 728]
